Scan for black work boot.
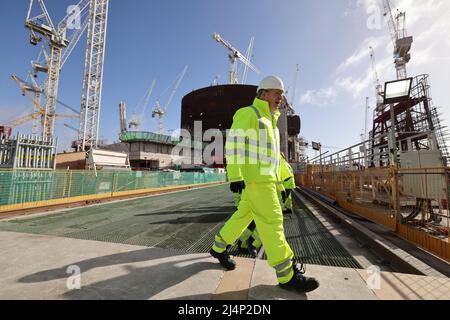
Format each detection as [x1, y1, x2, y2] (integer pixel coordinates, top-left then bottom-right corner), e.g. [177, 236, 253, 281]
[209, 249, 236, 271]
[245, 245, 258, 257]
[279, 264, 320, 293]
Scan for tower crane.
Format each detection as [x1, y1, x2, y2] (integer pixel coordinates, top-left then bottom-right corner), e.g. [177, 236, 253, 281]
[369, 46, 384, 112]
[64, 123, 80, 133]
[289, 64, 300, 108]
[6, 75, 79, 134]
[119, 102, 127, 135]
[78, 0, 110, 152]
[382, 0, 413, 80]
[11, 74, 43, 135]
[10, 74, 80, 132]
[241, 37, 255, 84]
[129, 79, 157, 130]
[25, 0, 89, 139]
[152, 66, 188, 135]
[212, 33, 260, 85]
[2, 104, 78, 132]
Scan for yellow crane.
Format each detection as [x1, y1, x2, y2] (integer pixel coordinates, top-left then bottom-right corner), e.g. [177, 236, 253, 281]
[2, 75, 78, 134]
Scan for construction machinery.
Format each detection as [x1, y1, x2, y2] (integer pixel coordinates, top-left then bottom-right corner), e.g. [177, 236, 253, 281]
[119, 102, 127, 135]
[369, 46, 384, 112]
[152, 66, 188, 135]
[382, 0, 413, 80]
[128, 80, 157, 131]
[240, 37, 255, 85]
[11, 71, 80, 134]
[364, 96, 370, 142]
[212, 33, 260, 85]
[368, 0, 449, 166]
[10, 74, 43, 135]
[77, 0, 110, 152]
[25, 0, 90, 138]
[25, 0, 109, 152]
[4, 75, 78, 136]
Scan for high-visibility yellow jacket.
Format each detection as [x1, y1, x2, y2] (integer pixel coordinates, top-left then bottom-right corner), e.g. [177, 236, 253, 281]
[280, 156, 296, 190]
[225, 98, 281, 184]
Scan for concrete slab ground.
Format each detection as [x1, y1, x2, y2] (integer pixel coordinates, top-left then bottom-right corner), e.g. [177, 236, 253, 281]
[1, 231, 449, 300]
[0, 231, 223, 300]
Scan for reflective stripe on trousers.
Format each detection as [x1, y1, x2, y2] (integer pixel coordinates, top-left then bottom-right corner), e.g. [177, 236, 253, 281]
[212, 229, 228, 253]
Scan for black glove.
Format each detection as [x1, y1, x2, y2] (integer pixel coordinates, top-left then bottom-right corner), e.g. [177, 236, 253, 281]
[285, 189, 292, 199]
[281, 191, 287, 202]
[230, 181, 246, 194]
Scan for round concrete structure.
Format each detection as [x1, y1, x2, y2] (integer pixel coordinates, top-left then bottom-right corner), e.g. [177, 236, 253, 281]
[181, 84, 257, 133]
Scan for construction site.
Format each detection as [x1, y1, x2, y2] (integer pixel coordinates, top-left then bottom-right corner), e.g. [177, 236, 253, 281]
[0, 0, 449, 303]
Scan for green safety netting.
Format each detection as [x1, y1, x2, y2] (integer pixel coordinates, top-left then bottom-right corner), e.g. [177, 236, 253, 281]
[0, 170, 226, 206]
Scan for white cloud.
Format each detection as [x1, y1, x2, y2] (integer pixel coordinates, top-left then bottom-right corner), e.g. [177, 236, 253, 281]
[309, 0, 450, 103]
[335, 72, 372, 97]
[336, 36, 387, 73]
[299, 87, 337, 106]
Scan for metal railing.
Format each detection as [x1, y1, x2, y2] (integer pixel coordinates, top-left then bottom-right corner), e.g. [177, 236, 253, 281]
[296, 164, 450, 262]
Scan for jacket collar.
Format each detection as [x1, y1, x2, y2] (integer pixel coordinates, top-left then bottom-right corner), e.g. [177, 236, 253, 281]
[253, 98, 281, 121]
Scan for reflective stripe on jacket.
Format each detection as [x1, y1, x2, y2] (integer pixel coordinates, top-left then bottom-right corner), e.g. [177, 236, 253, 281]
[225, 98, 281, 184]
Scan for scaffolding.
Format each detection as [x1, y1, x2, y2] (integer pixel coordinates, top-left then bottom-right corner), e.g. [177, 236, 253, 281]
[0, 132, 57, 170]
[370, 74, 449, 167]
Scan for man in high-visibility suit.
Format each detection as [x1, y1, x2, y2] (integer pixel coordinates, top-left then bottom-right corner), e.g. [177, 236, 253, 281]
[210, 76, 319, 293]
[280, 153, 295, 214]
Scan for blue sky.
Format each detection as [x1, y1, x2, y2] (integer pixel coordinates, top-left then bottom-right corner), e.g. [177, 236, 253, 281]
[1, 0, 449, 156]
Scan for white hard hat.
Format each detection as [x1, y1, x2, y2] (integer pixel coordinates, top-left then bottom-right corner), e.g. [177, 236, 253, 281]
[257, 75, 285, 93]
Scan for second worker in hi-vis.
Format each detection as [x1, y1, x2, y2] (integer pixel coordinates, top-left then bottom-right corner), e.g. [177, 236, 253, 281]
[210, 76, 320, 293]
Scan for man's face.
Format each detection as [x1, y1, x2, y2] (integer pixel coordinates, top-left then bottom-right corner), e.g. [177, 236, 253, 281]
[261, 90, 284, 111]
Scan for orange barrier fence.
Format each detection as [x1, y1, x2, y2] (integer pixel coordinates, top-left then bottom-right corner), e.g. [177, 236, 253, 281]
[296, 165, 450, 263]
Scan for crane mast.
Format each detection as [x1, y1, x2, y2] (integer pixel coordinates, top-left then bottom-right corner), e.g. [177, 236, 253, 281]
[290, 64, 300, 108]
[25, 0, 68, 138]
[369, 46, 384, 112]
[78, 0, 110, 152]
[119, 102, 127, 134]
[25, 0, 90, 139]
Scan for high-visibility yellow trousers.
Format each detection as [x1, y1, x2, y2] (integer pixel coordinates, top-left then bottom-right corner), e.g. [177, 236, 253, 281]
[282, 194, 293, 210]
[212, 182, 294, 284]
[238, 221, 262, 250]
[233, 193, 241, 208]
[251, 228, 262, 249]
